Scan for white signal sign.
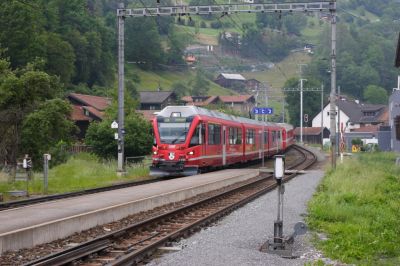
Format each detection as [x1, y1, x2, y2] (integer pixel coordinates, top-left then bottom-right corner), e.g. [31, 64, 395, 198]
[111, 121, 118, 129]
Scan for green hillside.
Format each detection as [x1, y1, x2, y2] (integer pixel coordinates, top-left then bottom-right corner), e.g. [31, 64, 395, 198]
[126, 65, 236, 96]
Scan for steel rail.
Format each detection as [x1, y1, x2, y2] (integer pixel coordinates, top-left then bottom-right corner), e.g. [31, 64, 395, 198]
[24, 145, 316, 266]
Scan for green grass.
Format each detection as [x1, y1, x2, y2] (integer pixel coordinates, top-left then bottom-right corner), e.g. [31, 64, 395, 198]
[0, 153, 150, 198]
[301, 16, 328, 45]
[126, 65, 236, 96]
[307, 152, 400, 265]
[242, 52, 312, 90]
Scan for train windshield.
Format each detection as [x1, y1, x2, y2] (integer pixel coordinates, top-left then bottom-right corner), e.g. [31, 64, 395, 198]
[158, 122, 191, 144]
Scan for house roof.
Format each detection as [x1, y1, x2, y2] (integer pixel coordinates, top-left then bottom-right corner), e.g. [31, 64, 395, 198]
[246, 78, 261, 83]
[137, 110, 159, 121]
[219, 95, 255, 103]
[294, 127, 325, 136]
[182, 96, 219, 106]
[83, 106, 105, 120]
[350, 125, 380, 134]
[218, 73, 246, 81]
[71, 105, 91, 121]
[335, 99, 387, 124]
[140, 91, 175, 104]
[68, 93, 111, 111]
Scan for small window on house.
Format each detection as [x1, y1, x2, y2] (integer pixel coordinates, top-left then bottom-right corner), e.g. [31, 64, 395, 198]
[327, 112, 330, 116]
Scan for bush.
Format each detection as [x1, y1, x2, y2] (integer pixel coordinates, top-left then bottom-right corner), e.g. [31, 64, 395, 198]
[200, 21, 207, 28]
[85, 114, 153, 159]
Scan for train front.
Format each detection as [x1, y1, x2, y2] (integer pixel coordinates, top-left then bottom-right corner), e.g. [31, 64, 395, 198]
[150, 106, 202, 177]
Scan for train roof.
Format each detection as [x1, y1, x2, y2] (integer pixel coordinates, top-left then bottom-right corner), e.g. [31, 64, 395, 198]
[156, 106, 292, 129]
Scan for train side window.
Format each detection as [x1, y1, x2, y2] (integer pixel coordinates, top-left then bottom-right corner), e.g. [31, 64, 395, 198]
[190, 124, 202, 147]
[215, 125, 221, 144]
[396, 116, 400, 140]
[272, 131, 276, 143]
[208, 124, 221, 145]
[229, 127, 234, 145]
[237, 128, 242, 144]
[208, 124, 215, 145]
[246, 129, 255, 144]
[264, 131, 268, 144]
[229, 127, 241, 145]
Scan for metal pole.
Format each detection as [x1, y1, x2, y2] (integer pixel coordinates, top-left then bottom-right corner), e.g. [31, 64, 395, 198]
[255, 87, 259, 121]
[262, 124, 265, 167]
[117, 3, 126, 173]
[330, 4, 337, 169]
[282, 98, 285, 123]
[337, 85, 341, 156]
[265, 85, 268, 122]
[43, 155, 48, 195]
[300, 79, 306, 144]
[321, 84, 324, 150]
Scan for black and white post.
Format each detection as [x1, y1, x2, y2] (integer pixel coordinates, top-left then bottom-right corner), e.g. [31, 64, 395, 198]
[274, 155, 285, 244]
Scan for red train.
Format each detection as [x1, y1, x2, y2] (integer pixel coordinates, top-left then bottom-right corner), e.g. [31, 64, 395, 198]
[150, 106, 294, 176]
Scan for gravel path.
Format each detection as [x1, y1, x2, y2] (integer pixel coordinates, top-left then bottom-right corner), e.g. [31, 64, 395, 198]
[149, 169, 326, 266]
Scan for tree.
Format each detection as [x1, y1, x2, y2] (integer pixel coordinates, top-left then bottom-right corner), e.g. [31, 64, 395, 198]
[85, 88, 152, 159]
[171, 82, 189, 99]
[21, 99, 76, 167]
[363, 85, 388, 104]
[284, 78, 322, 127]
[85, 114, 152, 159]
[0, 57, 62, 165]
[190, 69, 211, 96]
[41, 33, 76, 84]
[125, 17, 165, 70]
[0, 0, 45, 68]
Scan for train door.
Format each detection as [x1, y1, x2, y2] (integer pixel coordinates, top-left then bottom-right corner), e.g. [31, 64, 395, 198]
[222, 126, 227, 165]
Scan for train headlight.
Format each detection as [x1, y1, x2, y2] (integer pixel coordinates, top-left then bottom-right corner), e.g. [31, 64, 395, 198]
[188, 151, 194, 155]
[153, 151, 158, 155]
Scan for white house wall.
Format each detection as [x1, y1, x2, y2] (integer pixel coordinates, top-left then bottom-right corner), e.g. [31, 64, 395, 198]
[312, 105, 351, 133]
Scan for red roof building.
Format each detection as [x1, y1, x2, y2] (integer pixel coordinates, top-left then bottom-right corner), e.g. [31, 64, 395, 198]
[67, 93, 111, 139]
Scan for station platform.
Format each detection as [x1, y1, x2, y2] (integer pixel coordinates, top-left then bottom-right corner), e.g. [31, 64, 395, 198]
[0, 169, 259, 254]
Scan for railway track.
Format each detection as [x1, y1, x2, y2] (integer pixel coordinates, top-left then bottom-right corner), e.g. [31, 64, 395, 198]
[25, 144, 316, 266]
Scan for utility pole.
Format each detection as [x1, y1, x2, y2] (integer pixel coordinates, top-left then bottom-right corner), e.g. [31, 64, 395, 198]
[264, 85, 268, 122]
[330, 2, 337, 169]
[117, 3, 125, 174]
[337, 85, 341, 156]
[321, 84, 324, 150]
[300, 79, 307, 144]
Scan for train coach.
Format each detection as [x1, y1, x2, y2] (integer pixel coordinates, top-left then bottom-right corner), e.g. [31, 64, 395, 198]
[150, 106, 294, 177]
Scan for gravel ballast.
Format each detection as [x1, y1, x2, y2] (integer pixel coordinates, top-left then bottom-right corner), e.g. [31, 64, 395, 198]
[149, 170, 328, 266]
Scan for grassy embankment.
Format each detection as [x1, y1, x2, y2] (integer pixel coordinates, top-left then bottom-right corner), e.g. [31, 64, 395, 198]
[307, 152, 400, 265]
[126, 64, 235, 96]
[0, 153, 149, 198]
